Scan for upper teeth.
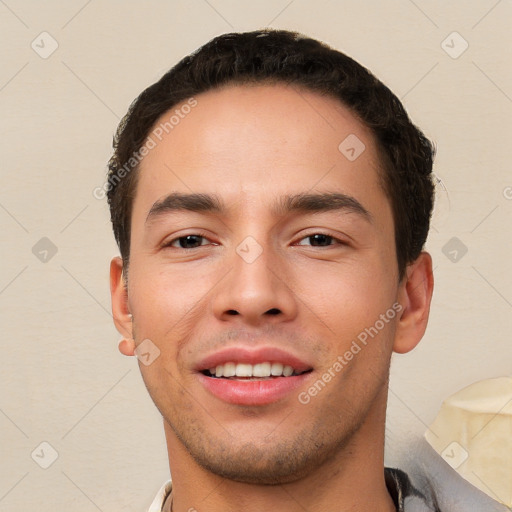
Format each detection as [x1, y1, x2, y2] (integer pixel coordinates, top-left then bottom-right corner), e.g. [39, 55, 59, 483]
[209, 362, 295, 378]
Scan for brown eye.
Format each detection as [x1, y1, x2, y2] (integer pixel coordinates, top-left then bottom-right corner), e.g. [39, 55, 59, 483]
[169, 235, 208, 249]
[297, 234, 336, 247]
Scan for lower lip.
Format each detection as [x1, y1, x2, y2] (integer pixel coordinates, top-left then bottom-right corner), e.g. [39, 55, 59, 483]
[198, 373, 310, 406]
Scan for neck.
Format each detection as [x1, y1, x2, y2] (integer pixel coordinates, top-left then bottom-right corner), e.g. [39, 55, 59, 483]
[163, 401, 396, 512]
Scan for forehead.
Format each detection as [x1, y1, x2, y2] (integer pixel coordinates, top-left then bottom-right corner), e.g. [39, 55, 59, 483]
[133, 83, 390, 221]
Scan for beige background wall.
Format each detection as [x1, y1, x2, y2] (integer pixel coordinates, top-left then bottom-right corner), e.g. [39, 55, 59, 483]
[1, 0, 511, 510]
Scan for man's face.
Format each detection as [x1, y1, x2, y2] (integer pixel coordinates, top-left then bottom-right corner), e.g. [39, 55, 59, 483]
[123, 84, 402, 483]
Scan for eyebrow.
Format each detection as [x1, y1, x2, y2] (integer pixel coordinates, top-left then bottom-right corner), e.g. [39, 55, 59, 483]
[275, 192, 372, 222]
[145, 193, 223, 225]
[145, 191, 372, 225]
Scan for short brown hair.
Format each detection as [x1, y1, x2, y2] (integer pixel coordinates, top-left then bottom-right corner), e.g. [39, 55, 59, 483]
[107, 29, 435, 280]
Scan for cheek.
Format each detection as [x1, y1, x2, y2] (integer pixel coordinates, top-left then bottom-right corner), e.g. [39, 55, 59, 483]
[128, 260, 216, 335]
[292, 257, 396, 340]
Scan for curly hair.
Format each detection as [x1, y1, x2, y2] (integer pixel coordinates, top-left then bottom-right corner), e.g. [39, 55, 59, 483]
[107, 29, 435, 280]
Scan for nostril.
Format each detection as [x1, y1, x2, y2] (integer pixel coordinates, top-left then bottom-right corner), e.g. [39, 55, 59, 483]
[266, 308, 281, 316]
[226, 310, 239, 315]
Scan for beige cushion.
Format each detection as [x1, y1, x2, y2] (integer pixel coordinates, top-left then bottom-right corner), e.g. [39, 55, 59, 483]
[425, 377, 512, 507]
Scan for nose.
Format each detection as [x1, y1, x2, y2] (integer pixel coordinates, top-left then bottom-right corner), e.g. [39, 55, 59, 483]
[212, 242, 298, 326]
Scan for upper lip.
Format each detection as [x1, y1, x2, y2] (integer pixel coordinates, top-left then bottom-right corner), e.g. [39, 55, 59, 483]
[196, 346, 313, 373]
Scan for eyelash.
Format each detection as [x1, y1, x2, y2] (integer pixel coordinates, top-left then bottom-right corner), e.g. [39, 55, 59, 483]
[295, 233, 346, 248]
[162, 232, 214, 250]
[162, 232, 347, 250]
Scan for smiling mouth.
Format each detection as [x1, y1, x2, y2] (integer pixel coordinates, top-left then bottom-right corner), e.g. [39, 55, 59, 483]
[201, 362, 312, 380]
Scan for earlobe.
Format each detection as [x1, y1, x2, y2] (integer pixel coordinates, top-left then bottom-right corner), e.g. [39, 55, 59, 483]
[393, 252, 434, 354]
[110, 256, 133, 339]
[118, 338, 135, 356]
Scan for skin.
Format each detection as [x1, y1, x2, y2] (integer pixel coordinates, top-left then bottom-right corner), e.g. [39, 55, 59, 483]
[110, 83, 433, 512]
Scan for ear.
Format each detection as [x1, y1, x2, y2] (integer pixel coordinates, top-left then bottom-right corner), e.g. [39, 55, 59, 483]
[393, 252, 434, 354]
[110, 256, 133, 344]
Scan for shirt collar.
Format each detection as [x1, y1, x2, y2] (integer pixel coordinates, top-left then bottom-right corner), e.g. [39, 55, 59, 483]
[149, 468, 433, 512]
[147, 480, 172, 512]
[385, 467, 436, 512]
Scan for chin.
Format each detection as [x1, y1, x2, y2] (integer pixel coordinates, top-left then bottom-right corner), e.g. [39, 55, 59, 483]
[176, 423, 350, 486]
[195, 449, 319, 485]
